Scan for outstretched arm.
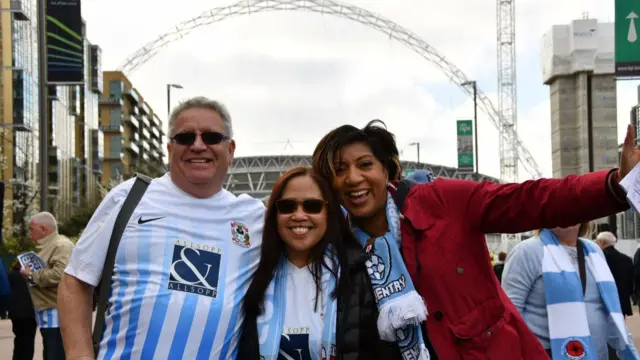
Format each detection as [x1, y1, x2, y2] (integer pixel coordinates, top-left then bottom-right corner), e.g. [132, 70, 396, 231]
[413, 124, 640, 235]
[411, 168, 628, 235]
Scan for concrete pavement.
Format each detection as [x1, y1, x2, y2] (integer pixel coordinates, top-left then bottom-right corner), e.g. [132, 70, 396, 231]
[2, 310, 640, 359]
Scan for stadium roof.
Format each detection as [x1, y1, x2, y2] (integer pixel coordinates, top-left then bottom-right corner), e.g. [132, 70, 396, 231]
[224, 155, 501, 199]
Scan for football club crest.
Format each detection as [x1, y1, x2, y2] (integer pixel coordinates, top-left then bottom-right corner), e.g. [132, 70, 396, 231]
[364, 237, 393, 286]
[562, 338, 587, 360]
[231, 221, 251, 248]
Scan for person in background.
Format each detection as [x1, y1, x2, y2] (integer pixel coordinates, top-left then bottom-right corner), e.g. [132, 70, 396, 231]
[8, 260, 36, 360]
[22, 211, 74, 360]
[239, 167, 404, 359]
[596, 231, 634, 317]
[502, 224, 638, 359]
[0, 258, 10, 319]
[633, 244, 640, 309]
[493, 252, 507, 283]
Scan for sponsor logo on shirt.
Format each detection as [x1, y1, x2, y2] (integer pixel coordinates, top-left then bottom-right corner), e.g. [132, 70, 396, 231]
[230, 221, 251, 248]
[168, 240, 222, 298]
[279, 328, 311, 360]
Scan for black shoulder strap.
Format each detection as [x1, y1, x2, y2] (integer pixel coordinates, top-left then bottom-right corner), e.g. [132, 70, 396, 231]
[394, 178, 417, 212]
[92, 174, 151, 356]
[577, 241, 587, 297]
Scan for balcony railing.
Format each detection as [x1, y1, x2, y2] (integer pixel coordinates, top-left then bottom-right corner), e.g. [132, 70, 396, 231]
[104, 152, 124, 161]
[124, 88, 140, 104]
[10, 0, 29, 21]
[99, 124, 123, 133]
[99, 97, 124, 106]
[124, 114, 140, 129]
[126, 142, 139, 154]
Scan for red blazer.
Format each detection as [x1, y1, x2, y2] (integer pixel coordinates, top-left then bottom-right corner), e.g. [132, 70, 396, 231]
[396, 169, 629, 360]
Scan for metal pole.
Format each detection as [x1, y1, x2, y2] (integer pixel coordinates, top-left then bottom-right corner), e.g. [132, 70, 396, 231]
[167, 85, 171, 116]
[416, 143, 420, 164]
[473, 82, 479, 174]
[37, 0, 48, 212]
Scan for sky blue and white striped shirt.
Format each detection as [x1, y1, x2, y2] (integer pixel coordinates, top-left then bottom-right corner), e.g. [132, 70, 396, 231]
[65, 174, 265, 359]
[35, 308, 59, 328]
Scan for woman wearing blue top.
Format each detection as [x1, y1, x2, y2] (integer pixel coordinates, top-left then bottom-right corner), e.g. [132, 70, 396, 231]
[502, 223, 639, 360]
[238, 167, 404, 359]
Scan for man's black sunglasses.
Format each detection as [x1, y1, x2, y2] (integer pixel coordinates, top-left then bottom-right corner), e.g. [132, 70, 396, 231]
[170, 132, 230, 146]
[276, 198, 326, 214]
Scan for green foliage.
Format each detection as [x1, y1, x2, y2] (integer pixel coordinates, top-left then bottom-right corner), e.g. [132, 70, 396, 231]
[58, 203, 98, 238]
[128, 161, 167, 180]
[1, 233, 35, 256]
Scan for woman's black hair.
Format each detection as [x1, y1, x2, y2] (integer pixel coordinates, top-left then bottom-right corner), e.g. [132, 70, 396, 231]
[311, 119, 402, 184]
[243, 166, 359, 317]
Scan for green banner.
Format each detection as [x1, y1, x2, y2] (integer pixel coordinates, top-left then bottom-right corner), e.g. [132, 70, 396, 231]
[458, 153, 473, 167]
[457, 120, 473, 136]
[615, 0, 640, 76]
[457, 120, 474, 172]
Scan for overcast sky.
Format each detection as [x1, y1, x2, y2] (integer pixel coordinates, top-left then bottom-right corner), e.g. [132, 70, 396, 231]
[80, 0, 639, 181]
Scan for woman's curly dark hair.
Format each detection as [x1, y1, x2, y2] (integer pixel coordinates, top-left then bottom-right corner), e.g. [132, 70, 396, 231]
[312, 120, 402, 184]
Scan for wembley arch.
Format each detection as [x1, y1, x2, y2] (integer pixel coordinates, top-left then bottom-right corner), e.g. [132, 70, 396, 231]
[117, 0, 542, 180]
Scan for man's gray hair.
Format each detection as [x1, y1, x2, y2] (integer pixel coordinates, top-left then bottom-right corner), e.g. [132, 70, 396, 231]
[596, 231, 616, 246]
[29, 211, 58, 231]
[167, 96, 233, 139]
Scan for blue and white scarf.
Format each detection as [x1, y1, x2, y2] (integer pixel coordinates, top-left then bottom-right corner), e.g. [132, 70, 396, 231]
[257, 254, 338, 360]
[350, 191, 429, 360]
[540, 229, 639, 360]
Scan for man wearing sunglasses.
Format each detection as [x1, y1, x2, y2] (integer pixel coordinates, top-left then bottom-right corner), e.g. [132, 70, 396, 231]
[57, 96, 266, 359]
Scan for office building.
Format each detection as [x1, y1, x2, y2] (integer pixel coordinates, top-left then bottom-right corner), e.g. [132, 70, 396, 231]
[99, 71, 164, 181]
[541, 18, 619, 178]
[1, 0, 39, 229]
[44, 23, 103, 221]
[0, 1, 103, 229]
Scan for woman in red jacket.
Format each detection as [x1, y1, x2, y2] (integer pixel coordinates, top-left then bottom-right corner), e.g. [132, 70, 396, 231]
[311, 119, 637, 360]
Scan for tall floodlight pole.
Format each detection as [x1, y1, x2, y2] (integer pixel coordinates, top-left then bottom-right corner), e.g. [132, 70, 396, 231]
[37, 0, 48, 212]
[409, 142, 420, 164]
[167, 83, 183, 115]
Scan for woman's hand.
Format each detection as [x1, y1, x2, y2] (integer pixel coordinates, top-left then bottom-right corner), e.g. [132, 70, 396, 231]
[619, 124, 640, 179]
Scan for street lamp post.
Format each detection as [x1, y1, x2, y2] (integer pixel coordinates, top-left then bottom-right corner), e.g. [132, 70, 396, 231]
[462, 80, 479, 173]
[37, 0, 48, 212]
[409, 142, 420, 164]
[167, 84, 184, 116]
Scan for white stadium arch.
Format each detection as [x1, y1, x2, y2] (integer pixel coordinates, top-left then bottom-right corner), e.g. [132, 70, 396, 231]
[118, 0, 542, 180]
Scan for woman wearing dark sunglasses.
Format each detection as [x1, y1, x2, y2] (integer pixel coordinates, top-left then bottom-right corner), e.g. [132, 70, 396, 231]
[238, 167, 403, 360]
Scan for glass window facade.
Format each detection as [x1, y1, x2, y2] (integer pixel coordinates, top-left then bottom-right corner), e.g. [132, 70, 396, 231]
[2, 5, 105, 224]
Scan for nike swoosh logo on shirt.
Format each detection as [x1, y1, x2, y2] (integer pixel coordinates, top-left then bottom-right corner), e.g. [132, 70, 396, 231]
[137, 216, 165, 224]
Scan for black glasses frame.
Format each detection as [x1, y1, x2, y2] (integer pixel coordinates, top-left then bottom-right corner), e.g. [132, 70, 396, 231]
[170, 131, 230, 146]
[276, 198, 327, 214]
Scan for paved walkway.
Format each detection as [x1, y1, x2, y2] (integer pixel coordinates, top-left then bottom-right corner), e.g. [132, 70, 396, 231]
[2, 309, 640, 359]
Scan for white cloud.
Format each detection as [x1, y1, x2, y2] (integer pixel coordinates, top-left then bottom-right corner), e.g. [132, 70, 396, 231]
[81, 0, 640, 181]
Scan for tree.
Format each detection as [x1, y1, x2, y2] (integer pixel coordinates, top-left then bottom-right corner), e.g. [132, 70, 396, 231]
[128, 160, 166, 180]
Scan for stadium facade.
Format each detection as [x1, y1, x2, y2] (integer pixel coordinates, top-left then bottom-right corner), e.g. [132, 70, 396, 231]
[223, 155, 501, 199]
[223, 155, 505, 251]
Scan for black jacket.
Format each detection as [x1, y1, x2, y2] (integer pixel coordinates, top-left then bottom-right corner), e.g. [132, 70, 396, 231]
[7, 269, 35, 320]
[603, 246, 634, 316]
[237, 246, 403, 360]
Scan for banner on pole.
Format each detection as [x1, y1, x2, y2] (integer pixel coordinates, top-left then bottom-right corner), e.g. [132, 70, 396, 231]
[615, 0, 640, 77]
[46, 0, 84, 84]
[457, 120, 474, 173]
